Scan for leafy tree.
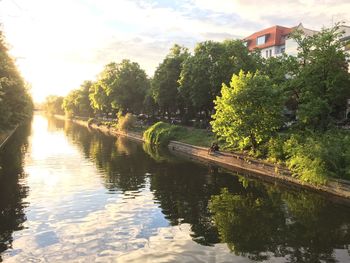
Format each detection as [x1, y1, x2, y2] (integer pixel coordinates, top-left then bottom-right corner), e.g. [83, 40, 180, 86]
[62, 89, 80, 117]
[62, 81, 94, 117]
[0, 30, 33, 130]
[43, 95, 64, 115]
[179, 40, 258, 117]
[291, 24, 350, 129]
[107, 60, 150, 114]
[89, 60, 149, 115]
[211, 71, 284, 152]
[89, 81, 110, 115]
[151, 44, 189, 116]
[76, 81, 94, 117]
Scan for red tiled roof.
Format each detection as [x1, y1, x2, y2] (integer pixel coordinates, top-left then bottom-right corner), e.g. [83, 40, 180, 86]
[244, 25, 292, 51]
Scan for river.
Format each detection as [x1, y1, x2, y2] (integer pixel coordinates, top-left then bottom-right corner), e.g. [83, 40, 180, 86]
[0, 114, 350, 262]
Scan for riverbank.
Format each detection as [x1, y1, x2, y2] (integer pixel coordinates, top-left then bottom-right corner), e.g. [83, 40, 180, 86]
[55, 115, 350, 202]
[0, 125, 18, 151]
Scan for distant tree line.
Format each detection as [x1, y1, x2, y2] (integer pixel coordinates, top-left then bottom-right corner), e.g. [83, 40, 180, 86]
[44, 40, 260, 124]
[0, 30, 33, 131]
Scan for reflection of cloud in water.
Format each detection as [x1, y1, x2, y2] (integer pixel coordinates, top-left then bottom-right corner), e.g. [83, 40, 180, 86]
[4, 186, 170, 262]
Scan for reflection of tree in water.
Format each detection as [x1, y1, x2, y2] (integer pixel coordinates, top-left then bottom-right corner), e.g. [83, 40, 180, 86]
[142, 143, 177, 163]
[46, 116, 65, 132]
[63, 122, 150, 192]
[57, 121, 350, 261]
[149, 163, 245, 246]
[209, 186, 350, 262]
[0, 124, 31, 261]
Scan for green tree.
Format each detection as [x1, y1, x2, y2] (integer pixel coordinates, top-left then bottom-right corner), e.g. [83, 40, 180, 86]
[211, 71, 284, 152]
[151, 44, 189, 117]
[62, 81, 94, 117]
[89, 81, 110, 115]
[179, 40, 258, 118]
[107, 60, 150, 114]
[291, 24, 350, 129]
[0, 30, 33, 130]
[43, 95, 64, 115]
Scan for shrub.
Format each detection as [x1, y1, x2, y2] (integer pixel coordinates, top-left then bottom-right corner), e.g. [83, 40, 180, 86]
[283, 130, 350, 185]
[117, 113, 136, 131]
[143, 121, 185, 146]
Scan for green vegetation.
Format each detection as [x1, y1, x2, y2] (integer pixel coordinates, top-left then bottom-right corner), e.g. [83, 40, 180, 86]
[143, 121, 214, 147]
[43, 95, 64, 115]
[151, 44, 189, 117]
[211, 70, 284, 153]
[116, 113, 137, 131]
[210, 24, 350, 184]
[0, 30, 33, 132]
[45, 23, 350, 185]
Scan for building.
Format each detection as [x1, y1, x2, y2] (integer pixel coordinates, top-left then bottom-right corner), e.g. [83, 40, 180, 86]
[339, 25, 350, 52]
[243, 25, 292, 59]
[243, 23, 317, 58]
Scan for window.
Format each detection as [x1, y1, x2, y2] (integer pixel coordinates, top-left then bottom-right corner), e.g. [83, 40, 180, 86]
[281, 47, 285, 53]
[266, 50, 269, 58]
[257, 35, 266, 45]
[269, 49, 272, 57]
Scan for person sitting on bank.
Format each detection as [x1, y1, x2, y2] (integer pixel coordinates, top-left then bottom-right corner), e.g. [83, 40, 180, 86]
[208, 142, 219, 154]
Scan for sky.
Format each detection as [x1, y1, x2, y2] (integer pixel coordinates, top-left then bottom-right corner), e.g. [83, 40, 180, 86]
[0, 0, 349, 103]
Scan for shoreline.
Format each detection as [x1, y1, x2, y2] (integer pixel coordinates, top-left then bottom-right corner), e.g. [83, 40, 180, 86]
[55, 115, 350, 203]
[0, 125, 18, 151]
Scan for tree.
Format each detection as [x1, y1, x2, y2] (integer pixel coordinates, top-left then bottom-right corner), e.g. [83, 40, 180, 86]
[108, 60, 150, 114]
[179, 40, 258, 117]
[89, 60, 149, 115]
[89, 81, 110, 115]
[0, 30, 33, 130]
[151, 44, 189, 117]
[62, 81, 94, 117]
[211, 71, 284, 151]
[43, 95, 64, 115]
[291, 24, 350, 129]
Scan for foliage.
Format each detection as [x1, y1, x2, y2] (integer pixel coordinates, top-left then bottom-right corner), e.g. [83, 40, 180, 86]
[89, 80, 110, 114]
[283, 130, 350, 184]
[117, 113, 136, 131]
[179, 40, 258, 116]
[211, 71, 284, 152]
[0, 30, 33, 130]
[143, 121, 185, 146]
[143, 121, 215, 147]
[151, 44, 189, 116]
[43, 95, 64, 115]
[108, 60, 150, 114]
[291, 24, 350, 129]
[62, 81, 94, 117]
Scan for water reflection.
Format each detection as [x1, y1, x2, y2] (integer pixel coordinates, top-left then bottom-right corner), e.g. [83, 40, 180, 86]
[0, 124, 31, 261]
[1, 115, 350, 262]
[210, 187, 350, 262]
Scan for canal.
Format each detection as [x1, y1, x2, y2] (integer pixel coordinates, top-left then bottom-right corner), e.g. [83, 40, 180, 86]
[0, 114, 350, 262]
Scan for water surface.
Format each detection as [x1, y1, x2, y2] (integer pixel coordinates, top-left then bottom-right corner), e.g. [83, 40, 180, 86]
[0, 114, 350, 262]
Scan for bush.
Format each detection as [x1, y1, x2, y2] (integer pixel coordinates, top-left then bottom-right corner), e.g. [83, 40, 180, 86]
[117, 113, 136, 131]
[283, 130, 350, 185]
[143, 121, 185, 146]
